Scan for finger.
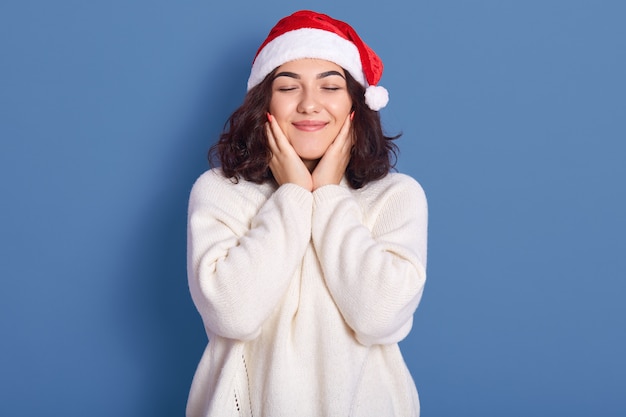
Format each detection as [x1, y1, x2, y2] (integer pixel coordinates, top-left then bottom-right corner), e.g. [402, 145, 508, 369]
[334, 112, 354, 149]
[326, 112, 353, 156]
[266, 113, 290, 152]
[346, 112, 356, 147]
[266, 123, 279, 154]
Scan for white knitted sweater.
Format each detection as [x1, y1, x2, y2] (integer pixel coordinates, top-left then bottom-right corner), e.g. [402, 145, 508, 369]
[186, 168, 428, 417]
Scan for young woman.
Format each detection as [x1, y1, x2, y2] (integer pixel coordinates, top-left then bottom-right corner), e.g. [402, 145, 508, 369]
[186, 10, 428, 417]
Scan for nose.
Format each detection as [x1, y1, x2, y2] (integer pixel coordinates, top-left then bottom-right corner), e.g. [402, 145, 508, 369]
[296, 89, 320, 114]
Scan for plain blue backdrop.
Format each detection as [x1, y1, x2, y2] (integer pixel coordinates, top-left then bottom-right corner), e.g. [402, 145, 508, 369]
[1, 0, 624, 416]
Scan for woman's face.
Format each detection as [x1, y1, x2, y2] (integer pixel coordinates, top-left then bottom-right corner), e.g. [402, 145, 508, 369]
[269, 58, 353, 170]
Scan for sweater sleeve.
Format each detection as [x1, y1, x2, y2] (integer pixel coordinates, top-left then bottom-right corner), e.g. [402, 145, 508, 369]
[311, 174, 427, 346]
[187, 171, 313, 341]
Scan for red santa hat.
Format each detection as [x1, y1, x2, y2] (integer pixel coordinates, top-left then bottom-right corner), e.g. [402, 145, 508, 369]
[247, 10, 389, 111]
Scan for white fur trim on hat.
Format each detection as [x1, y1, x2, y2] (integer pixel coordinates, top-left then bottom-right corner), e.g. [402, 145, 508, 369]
[247, 28, 365, 90]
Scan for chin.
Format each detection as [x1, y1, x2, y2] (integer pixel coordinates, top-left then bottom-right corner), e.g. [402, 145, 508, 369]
[290, 142, 329, 160]
[296, 150, 327, 162]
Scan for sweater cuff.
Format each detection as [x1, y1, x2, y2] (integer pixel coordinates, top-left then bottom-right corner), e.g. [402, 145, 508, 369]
[312, 184, 351, 206]
[275, 182, 314, 207]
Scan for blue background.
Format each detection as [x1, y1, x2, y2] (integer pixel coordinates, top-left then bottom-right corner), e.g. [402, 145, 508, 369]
[1, 0, 624, 416]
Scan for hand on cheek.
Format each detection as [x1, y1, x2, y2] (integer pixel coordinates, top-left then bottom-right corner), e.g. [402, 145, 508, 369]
[311, 112, 354, 191]
[266, 113, 313, 191]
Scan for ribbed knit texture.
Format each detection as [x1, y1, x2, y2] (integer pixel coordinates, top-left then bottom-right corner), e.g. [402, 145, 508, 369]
[186, 168, 428, 417]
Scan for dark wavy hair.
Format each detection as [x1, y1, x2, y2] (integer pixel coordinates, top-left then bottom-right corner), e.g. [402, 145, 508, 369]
[208, 68, 399, 189]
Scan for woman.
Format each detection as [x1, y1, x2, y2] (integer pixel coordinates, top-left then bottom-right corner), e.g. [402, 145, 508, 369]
[186, 10, 428, 417]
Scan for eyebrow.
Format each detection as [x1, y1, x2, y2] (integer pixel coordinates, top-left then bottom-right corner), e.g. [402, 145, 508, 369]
[273, 70, 346, 80]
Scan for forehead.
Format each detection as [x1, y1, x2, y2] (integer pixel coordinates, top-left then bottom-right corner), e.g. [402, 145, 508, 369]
[274, 58, 345, 76]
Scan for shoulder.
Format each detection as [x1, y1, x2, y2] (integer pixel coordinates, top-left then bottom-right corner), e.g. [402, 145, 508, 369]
[190, 168, 230, 192]
[348, 172, 427, 230]
[357, 172, 426, 203]
[383, 172, 425, 193]
[189, 168, 275, 206]
[345, 173, 427, 221]
[189, 168, 227, 202]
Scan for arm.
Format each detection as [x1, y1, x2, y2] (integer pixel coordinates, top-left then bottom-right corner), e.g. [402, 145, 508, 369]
[187, 171, 313, 341]
[311, 175, 428, 346]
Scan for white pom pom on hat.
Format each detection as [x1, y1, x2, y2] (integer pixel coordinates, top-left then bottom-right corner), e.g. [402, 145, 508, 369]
[365, 85, 389, 111]
[248, 10, 389, 111]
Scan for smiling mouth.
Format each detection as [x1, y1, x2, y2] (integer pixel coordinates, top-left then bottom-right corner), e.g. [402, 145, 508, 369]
[292, 121, 328, 132]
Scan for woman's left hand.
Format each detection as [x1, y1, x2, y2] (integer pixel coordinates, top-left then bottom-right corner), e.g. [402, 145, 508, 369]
[311, 112, 354, 191]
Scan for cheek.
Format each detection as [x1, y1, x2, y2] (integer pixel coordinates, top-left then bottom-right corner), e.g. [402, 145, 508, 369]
[269, 96, 292, 120]
[268, 99, 278, 116]
[328, 97, 353, 117]
[268, 93, 282, 114]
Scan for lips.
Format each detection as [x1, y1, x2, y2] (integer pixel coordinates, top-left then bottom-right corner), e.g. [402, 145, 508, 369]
[292, 120, 328, 132]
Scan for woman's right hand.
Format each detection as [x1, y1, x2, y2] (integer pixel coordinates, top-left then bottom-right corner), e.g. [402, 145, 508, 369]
[266, 113, 313, 191]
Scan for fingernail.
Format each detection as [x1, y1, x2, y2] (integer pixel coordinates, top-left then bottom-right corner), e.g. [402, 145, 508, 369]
[266, 112, 272, 122]
[350, 111, 355, 121]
